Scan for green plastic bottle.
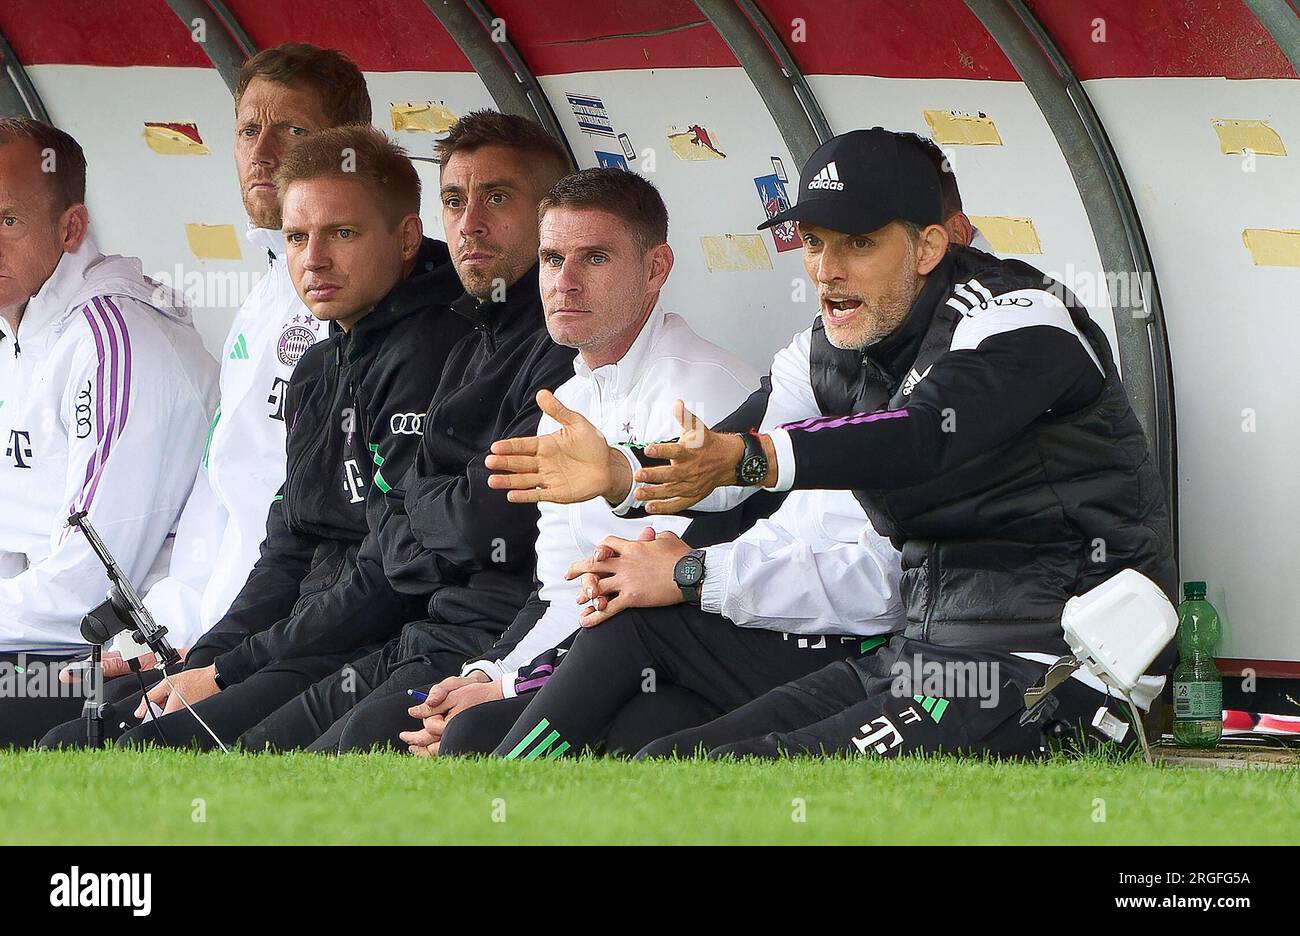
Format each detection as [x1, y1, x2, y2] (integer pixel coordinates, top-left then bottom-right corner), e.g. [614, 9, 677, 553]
[1172, 581, 1223, 747]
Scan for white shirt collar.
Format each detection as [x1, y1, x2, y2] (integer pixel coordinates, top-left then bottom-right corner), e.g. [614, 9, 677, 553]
[246, 225, 286, 261]
[572, 304, 667, 399]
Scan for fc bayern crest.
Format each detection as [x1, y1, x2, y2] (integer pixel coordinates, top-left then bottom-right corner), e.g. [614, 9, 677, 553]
[277, 325, 316, 366]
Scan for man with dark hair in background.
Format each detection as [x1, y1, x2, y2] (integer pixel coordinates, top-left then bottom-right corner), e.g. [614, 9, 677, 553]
[914, 135, 993, 253]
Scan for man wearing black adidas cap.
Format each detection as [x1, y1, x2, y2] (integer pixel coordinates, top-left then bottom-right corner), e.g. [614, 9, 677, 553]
[486, 128, 1175, 760]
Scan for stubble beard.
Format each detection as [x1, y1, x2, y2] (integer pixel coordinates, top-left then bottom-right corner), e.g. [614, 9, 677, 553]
[244, 189, 281, 231]
[456, 250, 526, 301]
[825, 263, 920, 351]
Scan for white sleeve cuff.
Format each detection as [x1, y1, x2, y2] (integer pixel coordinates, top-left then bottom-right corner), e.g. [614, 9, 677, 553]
[609, 445, 643, 516]
[699, 544, 733, 615]
[764, 427, 795, 492]
[462, 659, 505, 682]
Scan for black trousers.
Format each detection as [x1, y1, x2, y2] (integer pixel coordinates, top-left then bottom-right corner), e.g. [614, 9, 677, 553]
[0, 652, 98, 747]
[492, 604, 867, 759]
[93, 651, 371, 750]
[440, 683, 719, 757]
[638, 635, 1130, 760]
[240, 635, 477, 754]
[39, 668, 166, 748]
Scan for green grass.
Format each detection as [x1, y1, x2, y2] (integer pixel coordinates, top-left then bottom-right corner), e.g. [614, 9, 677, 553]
[2, 749, 1297, 845]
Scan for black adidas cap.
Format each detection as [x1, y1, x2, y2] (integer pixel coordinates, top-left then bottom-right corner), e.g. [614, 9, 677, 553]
[759, 128, 944, 235]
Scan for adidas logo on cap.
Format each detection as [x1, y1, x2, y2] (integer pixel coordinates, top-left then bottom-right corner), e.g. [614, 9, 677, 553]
[807, 161, 844, 191]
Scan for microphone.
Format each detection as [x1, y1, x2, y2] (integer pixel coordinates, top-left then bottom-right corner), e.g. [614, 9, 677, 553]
[66, 512, 180, 666]
[80, 593, 133, 645]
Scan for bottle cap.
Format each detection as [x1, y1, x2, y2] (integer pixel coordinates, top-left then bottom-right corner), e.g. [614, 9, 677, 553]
[1184, 581, 1207, 600]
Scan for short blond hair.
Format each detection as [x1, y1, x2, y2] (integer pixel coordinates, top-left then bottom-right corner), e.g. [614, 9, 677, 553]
[275, 125, 419, 227]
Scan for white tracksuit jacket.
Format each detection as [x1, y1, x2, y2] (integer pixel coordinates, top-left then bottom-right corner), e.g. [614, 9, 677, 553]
[0, 236, 218, 653]
[464, 307, 759, 690]
[140, 228, 328, 647]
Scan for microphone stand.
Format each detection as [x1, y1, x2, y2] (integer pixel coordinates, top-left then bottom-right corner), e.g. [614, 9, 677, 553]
[67, 511, 180, 666]
[68, 511, 181, 747]
[83, 643, 103, 748]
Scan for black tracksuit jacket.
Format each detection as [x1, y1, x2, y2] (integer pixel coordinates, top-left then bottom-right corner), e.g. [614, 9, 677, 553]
[187, 238, 472, 680]
[199, 264, 576, 675]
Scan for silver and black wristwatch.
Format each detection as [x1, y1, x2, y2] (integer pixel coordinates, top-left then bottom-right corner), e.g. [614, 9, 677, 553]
[735, 430, 769, 486]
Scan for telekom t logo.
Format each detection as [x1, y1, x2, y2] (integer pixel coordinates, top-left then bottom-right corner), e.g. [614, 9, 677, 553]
[6, 429, 32, 469]
[266, 378, 290, 422]
[342, 459, 365, 503]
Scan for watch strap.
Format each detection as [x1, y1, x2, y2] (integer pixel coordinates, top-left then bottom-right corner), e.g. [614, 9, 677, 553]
[735, 430, 767, 485]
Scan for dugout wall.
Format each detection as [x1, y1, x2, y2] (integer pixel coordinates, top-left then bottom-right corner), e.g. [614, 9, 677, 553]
[0, 0, 1295, 672]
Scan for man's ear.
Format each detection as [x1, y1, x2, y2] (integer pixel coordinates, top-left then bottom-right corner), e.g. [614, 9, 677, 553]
[399, 213, 424, 260]
[647, 242, 674, 291]
[916, 223, 949, 276]
[60, 203, 89, 254]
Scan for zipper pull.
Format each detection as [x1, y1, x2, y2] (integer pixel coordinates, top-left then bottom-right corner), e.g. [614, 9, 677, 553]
[347, 380, 357, 445]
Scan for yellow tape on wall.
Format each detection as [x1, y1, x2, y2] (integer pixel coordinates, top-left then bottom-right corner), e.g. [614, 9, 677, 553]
[391, 102, 458, 133]
[967, 216, 1042, 254]
[1242, 229, 1300, 266]
[700, 234, 772, 271]
[143, 122, 210, 155]
[924, 111, 1002, 146]
[1211, 119, 1286, 156]
[185, 223, 242, 260]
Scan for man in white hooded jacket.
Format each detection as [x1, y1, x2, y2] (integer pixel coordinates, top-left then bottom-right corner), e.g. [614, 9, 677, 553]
[0, 118, 217, 744]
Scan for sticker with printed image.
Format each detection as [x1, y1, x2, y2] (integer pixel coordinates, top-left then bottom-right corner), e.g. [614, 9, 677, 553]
[755, 172, 801, 252]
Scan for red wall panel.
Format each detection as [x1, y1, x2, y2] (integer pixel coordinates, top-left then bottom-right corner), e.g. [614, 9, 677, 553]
[0, 0, 209, 67]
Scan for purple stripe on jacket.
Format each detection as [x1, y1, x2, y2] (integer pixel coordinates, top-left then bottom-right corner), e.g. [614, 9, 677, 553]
[74, 298, 131, 512]
[79, 306, 107, 502]
[781, 407, 910, 434]
[104, 299, 132, 427]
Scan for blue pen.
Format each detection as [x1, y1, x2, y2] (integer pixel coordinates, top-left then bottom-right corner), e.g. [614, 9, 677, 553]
[407, 687, 429, 703]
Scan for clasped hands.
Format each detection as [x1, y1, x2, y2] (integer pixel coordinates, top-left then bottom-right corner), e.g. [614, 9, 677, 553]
[568, 525, 693, 628]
